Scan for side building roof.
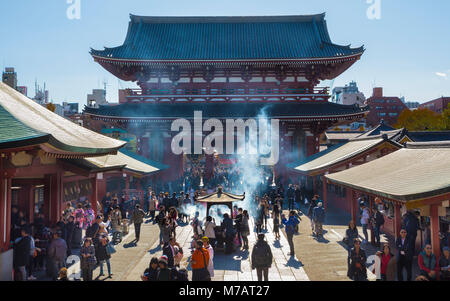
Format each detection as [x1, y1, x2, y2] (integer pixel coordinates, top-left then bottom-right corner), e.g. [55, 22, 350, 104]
[325, 142, 450, 202]
[0, 82, 125, 157]
[289, 129, 405, 175]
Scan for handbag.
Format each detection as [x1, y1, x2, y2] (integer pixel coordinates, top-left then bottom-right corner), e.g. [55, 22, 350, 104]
[106, 242, 116, 255]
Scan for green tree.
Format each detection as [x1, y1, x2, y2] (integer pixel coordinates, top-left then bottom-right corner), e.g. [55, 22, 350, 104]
[441, 103, 450, 130]
[395, 108, 443, 131]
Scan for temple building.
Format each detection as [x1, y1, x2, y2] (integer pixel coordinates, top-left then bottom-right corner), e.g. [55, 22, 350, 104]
[0, 83, 162, 280]
[84, 14, 368, 183]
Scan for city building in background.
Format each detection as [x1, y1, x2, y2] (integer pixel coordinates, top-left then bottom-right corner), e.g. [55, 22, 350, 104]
[87, 88, 108, 107]
[1, 67, 17, 90]
[331, 81, 366, 106]
[419, 96, 450, 114]
[365, 87, 409, 127]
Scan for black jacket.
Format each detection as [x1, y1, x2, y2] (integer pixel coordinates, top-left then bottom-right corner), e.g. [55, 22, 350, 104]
[395, 237, 414, 260]
[349, 247, 367, 279]
[162, 243, 176, 268]
[13, 236, 31, 267]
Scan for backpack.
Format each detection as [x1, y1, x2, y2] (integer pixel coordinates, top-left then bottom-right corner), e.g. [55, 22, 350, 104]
[171, 268, 189, 281]
[253, 243, 271, 266]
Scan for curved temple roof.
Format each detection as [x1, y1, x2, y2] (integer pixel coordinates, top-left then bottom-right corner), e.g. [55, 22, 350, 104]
[90, 13, 364, 61]
[84, 102, 369, 120]
[0, 83, 125, 157]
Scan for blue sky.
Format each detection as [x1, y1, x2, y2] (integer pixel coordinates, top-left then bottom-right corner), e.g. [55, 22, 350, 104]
[1, 0, 449, 106]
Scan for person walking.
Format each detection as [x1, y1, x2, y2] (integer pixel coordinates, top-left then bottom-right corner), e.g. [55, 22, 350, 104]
[348, 239, 367, 281]
[344, 220, 359, 277]
[418, 244, 439, 281]
[287, 184, 295, 211]
[65, 216, 75, 256]
[312, 202, 325, 239]
[202, 236, 215, 278]
[396, 229, 414, 281]
[80, 238, 96, 281]
[307, 195, 318, 233]
[163, 236, 183, 268]
[360, 202, 370, 244]
[251, 233, 273, 281]
[234, 208, 243, 246]
[149, 192, 157, 222]
[130, 204, 146, 242]
[110, 206, 122, 244]
[47, 230, 67, 281]
[372, 205, 385, 247]
[13, 227, 31, 281]
[191, 240, 211, 281]
[241, 210, 250, 250]
[203, 216, 216, 249]
[282, 211, 300, 257]
[96, 233, 113, 278]
[222, 213, 235, 254]
[402, 210, 420, 256]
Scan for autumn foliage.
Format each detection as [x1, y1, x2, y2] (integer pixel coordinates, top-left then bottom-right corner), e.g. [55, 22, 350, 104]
[396, 104, 450, 131]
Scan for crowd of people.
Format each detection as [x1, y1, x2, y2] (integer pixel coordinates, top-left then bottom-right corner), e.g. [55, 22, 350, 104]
[342, 199, 450, 281]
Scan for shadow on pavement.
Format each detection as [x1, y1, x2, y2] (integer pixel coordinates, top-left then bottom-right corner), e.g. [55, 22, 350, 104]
[285, 257, 304, 269]
[148, 244, 161, 254]
[124, 241, 137, 248]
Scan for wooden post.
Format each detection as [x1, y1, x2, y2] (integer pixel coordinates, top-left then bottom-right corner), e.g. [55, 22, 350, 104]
[394, 203, 402, 238]
[28, 185, 35, 223]
[312, 176, 317, 195]
[430, 204, 441, 258]
[347, 188, 356, 222]
[0, 177, 12, 252]
[369, 196, 375, 244]
[322, 176, 328, 211]
[91, 177, 98, 217]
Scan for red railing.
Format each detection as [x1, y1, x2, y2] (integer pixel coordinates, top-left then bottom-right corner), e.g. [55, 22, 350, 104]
[124, 86, 330, 102]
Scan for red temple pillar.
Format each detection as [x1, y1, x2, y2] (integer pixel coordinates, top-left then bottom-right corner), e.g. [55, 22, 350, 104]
[0, 177, 12, 252]
[91, 177, 98, 216]
[394, 203, 402, 238]
[430, 204, 441, 258]
[28, 185, 35, 223]
[322, 176, 328, 211]
[348, 188, 355, 222]
[97, 174, 106, 206]
[369, 196, 375, 244]
[312, 176, 317, 195]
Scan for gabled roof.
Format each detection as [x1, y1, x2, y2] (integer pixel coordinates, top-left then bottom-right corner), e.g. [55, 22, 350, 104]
[90, 14, 364, 61]
[84, 102, 369, 119]
[354, 121, 395, 139]
[290, 128, 406, 175]
[84, 149, 168, 175]
[0, 83, 125, 157]
[325, 131, 363, 142]
[325, 142, 450, 202]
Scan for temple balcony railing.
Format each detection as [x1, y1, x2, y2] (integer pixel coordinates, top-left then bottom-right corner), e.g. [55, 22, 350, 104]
[124, 87, 330, 102]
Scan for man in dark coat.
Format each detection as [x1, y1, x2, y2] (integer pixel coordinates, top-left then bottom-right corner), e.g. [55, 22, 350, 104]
[402, 210, 420, 255]
[396, 229, 414, 281]
[65, 216, 75, 256]
[130, 204, 146, 242]
[13, 227, 31, 281]
[286, 184, 295, 211]
[221, 213, 235, 254]
[251, 234, 273, 281]
[162, 236, 183, 268]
